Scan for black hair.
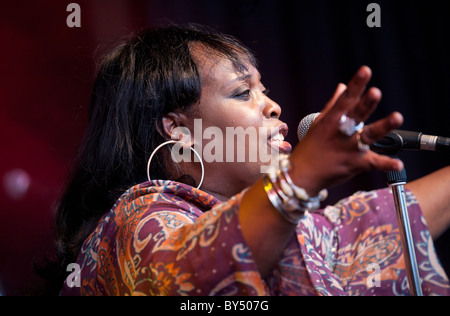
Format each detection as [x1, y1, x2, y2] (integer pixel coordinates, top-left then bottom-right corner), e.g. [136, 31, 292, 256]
[37, 24, 257, 294]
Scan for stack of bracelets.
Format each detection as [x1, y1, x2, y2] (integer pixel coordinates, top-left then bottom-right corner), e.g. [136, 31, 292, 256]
[263, 154, 328, 225]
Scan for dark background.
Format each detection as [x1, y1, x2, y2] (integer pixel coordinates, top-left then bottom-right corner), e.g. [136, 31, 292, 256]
[1, 0, 449, 295]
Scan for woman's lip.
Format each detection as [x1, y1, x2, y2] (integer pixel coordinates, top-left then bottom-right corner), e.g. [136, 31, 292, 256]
[268, 123, 289, 140]
[267, 123, 292, 154]
[268, 139, 293, 154]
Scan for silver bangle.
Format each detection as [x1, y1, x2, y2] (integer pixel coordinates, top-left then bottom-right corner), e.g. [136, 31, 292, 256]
[262, 175, 303, 225]
[279, 156, 328, 207]
[262, 155, 328, 225]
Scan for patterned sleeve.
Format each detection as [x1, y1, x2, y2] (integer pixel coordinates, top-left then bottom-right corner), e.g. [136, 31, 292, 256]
[266, 187, 450, 296]
[101, 189, 270, 296]
[68, 183, 450, 296]
[316, 188, 450, 296]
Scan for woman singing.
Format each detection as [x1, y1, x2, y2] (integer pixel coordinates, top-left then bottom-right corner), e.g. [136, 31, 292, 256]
[52, 25, 450, 296]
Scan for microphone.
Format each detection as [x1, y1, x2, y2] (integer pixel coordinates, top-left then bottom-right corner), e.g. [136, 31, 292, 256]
[297, 112, 450, 154]
[371, 130, 450, 154]
[297, 112, 320, 141]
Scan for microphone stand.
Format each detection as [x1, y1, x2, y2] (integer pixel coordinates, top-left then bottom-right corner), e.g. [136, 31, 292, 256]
[385, 165, 423, 296]
[371, 134, 423, 295]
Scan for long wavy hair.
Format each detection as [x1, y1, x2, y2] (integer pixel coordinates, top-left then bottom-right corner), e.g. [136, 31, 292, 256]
[38, 24, 257, 294]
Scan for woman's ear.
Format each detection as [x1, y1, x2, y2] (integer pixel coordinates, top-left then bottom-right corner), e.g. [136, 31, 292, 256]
[161, 112, 193, 146]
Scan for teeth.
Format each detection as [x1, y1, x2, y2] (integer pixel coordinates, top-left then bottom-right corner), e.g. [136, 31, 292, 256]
[271, 133, 284, 142]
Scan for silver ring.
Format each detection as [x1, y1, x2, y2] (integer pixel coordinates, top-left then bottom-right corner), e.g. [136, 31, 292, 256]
[356, 129, 370, 152]
[339, 114, 364, 136]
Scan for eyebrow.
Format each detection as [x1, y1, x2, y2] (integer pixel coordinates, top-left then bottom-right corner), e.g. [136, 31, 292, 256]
[227, 72, 261, 87]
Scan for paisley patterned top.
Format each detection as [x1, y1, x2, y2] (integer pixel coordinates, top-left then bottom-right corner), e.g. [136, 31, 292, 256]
[60, 180, 450, 296]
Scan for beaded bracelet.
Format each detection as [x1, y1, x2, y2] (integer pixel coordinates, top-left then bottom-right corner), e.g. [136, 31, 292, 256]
[263, 154, 328, 225]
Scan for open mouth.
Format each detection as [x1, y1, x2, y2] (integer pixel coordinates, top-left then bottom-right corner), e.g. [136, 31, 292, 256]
[268, 124, 292, 154]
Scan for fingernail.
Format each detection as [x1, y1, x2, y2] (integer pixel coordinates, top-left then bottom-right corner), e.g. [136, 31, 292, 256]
[391, 112, 404, 126]
[357, 66, 372, 80]
[336, 83, 347, 96]
[364, 88, 382, 107]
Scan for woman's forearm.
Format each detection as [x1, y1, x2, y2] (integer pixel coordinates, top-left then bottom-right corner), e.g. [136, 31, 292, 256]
[239, 178, 297, 277]
[406, 166, 450, 240]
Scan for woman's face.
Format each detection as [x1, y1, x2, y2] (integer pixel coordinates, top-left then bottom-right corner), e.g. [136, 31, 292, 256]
[180, 48, 292, 198]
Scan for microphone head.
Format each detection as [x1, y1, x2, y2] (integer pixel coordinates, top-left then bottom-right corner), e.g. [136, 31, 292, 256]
[298, 112, 320, 141]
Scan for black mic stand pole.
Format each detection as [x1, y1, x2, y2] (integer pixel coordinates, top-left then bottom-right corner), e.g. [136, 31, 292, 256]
[385, 165, 423, 296]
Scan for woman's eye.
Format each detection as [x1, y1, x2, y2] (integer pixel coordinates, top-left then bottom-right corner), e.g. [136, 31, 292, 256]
[234, 89, 251, 100]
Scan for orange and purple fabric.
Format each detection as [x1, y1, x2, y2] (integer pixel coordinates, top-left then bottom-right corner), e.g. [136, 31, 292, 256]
[61, 180, 450, 296]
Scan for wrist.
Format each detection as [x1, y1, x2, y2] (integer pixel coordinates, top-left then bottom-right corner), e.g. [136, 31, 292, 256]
[287, 157, 326, 197]
[263, 154, 328, 225]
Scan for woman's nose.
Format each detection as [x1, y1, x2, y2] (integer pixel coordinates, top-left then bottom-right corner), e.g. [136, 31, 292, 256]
[262, 96, 282, 119]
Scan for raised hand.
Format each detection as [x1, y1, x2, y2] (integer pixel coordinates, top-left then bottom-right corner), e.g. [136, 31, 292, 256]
[289, 66, 404, 195]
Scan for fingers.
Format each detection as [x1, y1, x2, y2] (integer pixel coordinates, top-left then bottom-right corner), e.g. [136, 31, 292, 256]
[322, 83, 347, 115]
[361, 112, 404, 144]
[349, 87, 382, 123]
[326, 66, 373, 121]
[358, 112, 405, 171]
[323, 66, 403, 149]
[365, 151, 404, 172]
[317, 66, 405, 174]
